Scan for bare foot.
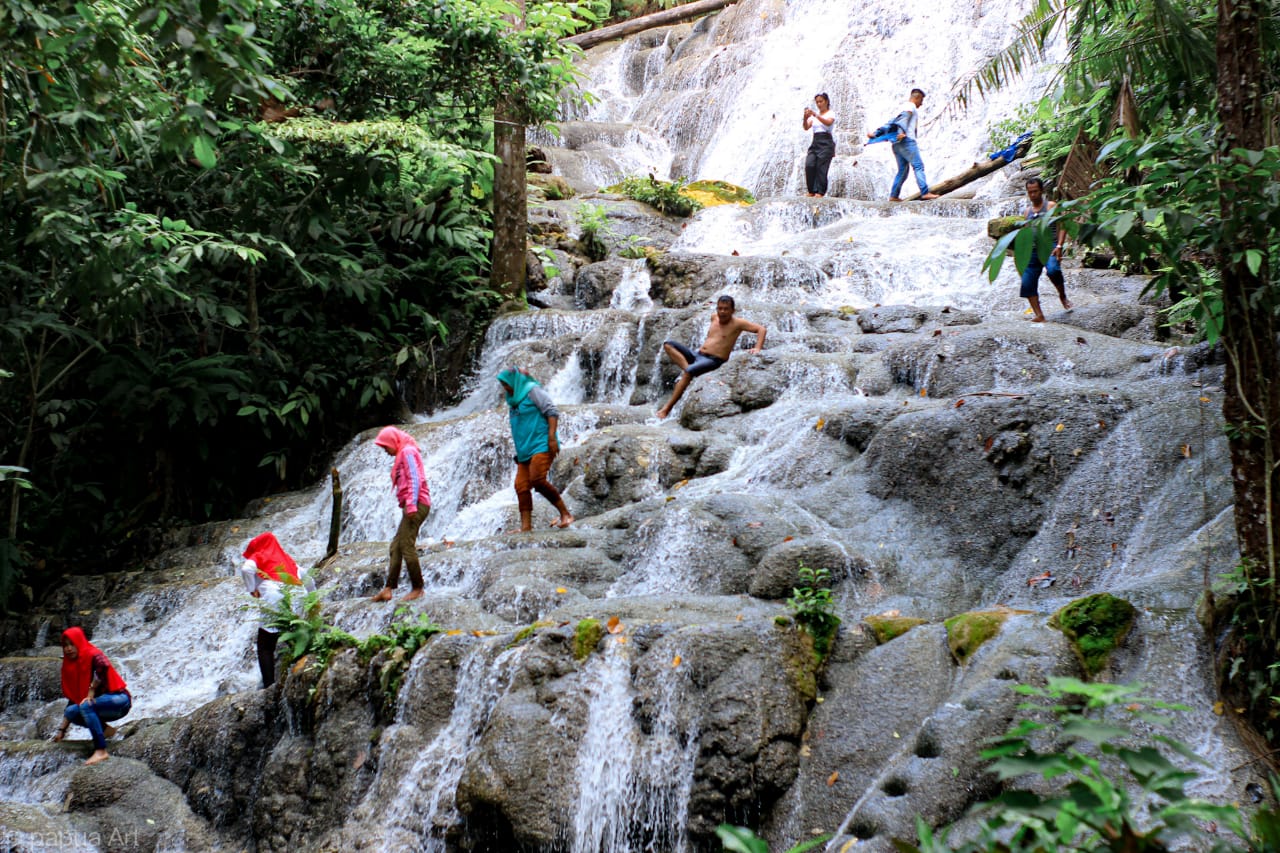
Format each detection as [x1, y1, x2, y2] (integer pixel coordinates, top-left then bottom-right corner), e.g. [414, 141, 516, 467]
[551, 515, 575, 529]
[370, 588, 393, 603]
[102, 725, 117, 739]
[1060, 298, 1073, 309]
[655, 407, 671, 420]
[1030, 316, 1046, 323]
[888, 197, 902, 202]
[85, 749, 110, 766]
[921, 193, 941, 200]
[401, 589, 423, 602]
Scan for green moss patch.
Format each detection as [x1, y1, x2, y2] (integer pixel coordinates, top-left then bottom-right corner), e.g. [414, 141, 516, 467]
[863, 615, 928, 645]
[987, 215, 1023, 240]
[528, 173, 575, 201]
[1051, 593, 1137, 677]
[944, 610, 1011, 665]
[574, 618, 604, 661]
[682, 179, 755, 208]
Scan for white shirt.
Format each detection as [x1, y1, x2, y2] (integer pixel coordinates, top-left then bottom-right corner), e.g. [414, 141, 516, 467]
[809, 110, 835, 134]
[240, 559, 315, 632]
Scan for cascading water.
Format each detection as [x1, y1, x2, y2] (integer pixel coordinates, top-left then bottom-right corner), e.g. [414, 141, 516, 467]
[0, 1, 1251, 850]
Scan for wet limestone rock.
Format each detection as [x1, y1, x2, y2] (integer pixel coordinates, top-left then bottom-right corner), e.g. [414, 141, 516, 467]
[65, 757, 215, 851]
[749, 537, 862, 600]
[1050, 592, 1137, 676]
[987, 215, 1023, 239]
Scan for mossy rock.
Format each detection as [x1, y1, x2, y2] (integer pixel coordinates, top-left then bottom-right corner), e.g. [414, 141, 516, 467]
[528, 173, 575, 201]
[987, 215, 1023, 240]
[574, 618, 604, 660]
[1050, 593, 1136, 677]
[681, 179, 755, 208]
[944, 610, 1012, 665]
[863, 615, 927, 645]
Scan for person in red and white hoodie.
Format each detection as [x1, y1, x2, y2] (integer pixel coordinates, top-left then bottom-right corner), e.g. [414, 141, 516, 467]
[370, 426, 432, 603]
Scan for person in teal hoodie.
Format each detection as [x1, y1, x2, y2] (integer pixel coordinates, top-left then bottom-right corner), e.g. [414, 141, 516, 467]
[497, 368, 574, 532]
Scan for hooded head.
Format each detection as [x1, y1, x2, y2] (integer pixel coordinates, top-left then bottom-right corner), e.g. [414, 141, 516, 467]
[375, 426, 417, 457]
[497, 368, 540, 407]
[61, 626, 127, 701]
[242, 531, 301, 584]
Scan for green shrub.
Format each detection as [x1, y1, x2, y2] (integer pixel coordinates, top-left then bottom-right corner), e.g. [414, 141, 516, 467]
[787, 563, 841, 661]
[897, 678, 1277, 852]
[615, 175, 703, 217]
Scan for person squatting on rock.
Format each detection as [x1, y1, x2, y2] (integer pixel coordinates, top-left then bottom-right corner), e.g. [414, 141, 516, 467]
[656, 295, 767, 419]
[53, 626, 131, 765]
[239, 531, 315, 687]
[867, 88, 940, 201]
[1020, 177, 1072, 322]
[803, 92, 836, 197]
[498, 368, 574, 532]
[371, 426, 432, 603]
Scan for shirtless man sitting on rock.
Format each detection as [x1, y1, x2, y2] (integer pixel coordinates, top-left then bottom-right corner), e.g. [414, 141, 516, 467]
[656, 295, 766, 420]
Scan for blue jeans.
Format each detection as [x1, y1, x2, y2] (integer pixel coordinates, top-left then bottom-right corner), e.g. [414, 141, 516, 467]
[65, 692, 131, 750]
[890, 138, 930, 198]
[1019, 253, 1064, 298]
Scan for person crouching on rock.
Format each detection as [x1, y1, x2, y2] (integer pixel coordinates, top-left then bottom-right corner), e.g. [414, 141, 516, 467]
[656, 295, 766, 419]
[371, 426, 432, 603]
[498, 367, 574, 532]
[52, 626, 131, 765]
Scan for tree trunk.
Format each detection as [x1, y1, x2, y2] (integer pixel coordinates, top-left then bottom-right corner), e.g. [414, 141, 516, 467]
[1214, 0, 1277, 738]
[490, 0, 528, 300]
[899, 138, 1032, 201]
[564, 0, 737, 50]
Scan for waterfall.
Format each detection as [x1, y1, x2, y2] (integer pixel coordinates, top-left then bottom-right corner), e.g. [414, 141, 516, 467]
[570, 639, 637, 853]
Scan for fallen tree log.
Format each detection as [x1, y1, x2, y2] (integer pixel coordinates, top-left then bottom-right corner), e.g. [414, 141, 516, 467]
[900, 137, 1033, 202]
[564, 0, 738, 50]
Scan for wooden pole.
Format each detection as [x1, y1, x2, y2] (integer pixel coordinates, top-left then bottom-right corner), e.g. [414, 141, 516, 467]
[320, 467, 342, 565]
[899, 137, 1032, 202]
[564, 0, 738, 50]
[490, 0, 528, 300]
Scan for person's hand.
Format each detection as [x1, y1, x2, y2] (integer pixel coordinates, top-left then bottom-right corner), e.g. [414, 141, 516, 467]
[51, 727, 66, 743]
[896, 131, 905, 142]
[1052, 244, 1063, 260]
[804, 108, 813, 117]
[548, 440, 560, 459]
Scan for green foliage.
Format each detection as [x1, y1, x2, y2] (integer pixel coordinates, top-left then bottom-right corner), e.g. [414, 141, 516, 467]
[786, 563, 841, 661]
[264, 588, 358, 668]
[716, 824, 830, 853]
[358, 607, 444, 662]
[1051, 593, 1136, 677]
[614, 175, 703, 217]
[1, 0, 598, 593]
[896, 678, 1257, 853]
[1215, 560, 1280, 743]
[574, 204, 614, 261]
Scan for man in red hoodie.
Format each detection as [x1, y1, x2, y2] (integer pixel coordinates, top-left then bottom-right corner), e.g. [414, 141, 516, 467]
[371, 426, 432, 603]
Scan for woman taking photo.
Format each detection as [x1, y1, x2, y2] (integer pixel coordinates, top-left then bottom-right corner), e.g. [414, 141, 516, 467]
[803, 92, 836, 197]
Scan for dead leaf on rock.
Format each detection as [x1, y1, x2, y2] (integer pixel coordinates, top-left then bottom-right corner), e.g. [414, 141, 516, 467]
[932, 329, 942, 337]
[919, 388, 928, 397]
[556, 587, 568, 594]
[1026, 570, 1055, 588]
[955, 399, 965, 408]
[1180, 444, 1193, 458]
[814, 417, 826, 430]
[747, 522, 763, 528]
[1213, 701, 1226, 716]
[1055, 423, 1065, 432]
[827, 771, 839, 786]
[783, 535, 794, 542]
[672, 655, 682, 667]
[606, 616, 624, 634]
[446, 629, 463, 636]
[353, 750, 367, 770]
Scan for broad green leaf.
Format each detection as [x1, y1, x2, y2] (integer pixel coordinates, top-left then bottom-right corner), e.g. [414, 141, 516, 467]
[192, 135, 217, 169]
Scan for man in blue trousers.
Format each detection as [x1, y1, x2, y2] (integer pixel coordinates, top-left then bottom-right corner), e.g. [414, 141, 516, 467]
[867, 88, 941, 201]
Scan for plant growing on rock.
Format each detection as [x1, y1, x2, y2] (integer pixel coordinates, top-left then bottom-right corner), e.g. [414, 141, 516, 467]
[616, 174, 703, 217]
[896, 678, 1278, 853]
[264, 588, 358, 669]
[787, 563, 840, 660]
[717, 824, 829, 852]
[574, 203, 613, 261]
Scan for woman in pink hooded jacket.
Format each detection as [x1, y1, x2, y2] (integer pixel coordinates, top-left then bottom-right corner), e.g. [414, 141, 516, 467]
[371, 426, 432, 602]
